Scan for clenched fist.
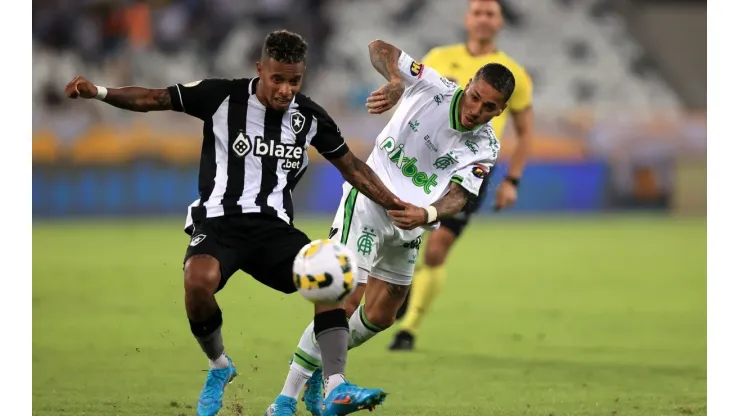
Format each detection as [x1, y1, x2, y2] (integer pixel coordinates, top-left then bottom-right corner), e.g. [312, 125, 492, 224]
[494, 180, 518, 211]
[366, 80, 405, 115]
[65, 76, 98, 99]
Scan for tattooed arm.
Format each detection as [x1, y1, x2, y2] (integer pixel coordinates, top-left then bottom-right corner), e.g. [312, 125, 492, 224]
[65, 76, 231, 120]
[365, 40, 406, 114]
[388, 183, 470, 230]
[368, 40, 403, 83]
[65, 76, 171, 112]
[330, 151, 405, 211]
[431, 183, 469, 219]
[101, 87, 171, 112]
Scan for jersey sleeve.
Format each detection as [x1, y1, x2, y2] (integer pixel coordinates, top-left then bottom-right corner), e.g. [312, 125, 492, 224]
[451, 128, 500, 196]
[397, 51, 455, 95]
[167, 78, 232, 120]
[311, 105, 349, 160]
[507, 66, 534, 112]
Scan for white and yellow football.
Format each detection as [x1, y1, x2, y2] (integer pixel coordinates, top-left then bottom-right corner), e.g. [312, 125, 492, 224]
[293, 239, 358, 304]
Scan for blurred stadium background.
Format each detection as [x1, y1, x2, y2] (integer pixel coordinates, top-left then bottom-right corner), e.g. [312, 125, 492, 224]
[32, 1, 707, 415]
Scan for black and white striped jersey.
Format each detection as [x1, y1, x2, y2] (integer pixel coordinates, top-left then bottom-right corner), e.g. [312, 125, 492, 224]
[167, 77, 348, 229]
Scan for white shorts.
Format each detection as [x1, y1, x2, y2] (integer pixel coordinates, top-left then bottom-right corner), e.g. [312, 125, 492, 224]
[329, 184, 423, 286]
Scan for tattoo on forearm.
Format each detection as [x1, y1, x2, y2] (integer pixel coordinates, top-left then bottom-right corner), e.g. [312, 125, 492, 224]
[368, 40, 402, 82]
[385, 282, 409, 301]
[103, 87, 172, 112]
[432, 184, 469, 219]
[335, 153, 403, 210]
[352, 159, 404, 210]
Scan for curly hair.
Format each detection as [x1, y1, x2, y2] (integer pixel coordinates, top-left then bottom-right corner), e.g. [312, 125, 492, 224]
[261, 30, 308, 64]
[474, 63, 516, 102]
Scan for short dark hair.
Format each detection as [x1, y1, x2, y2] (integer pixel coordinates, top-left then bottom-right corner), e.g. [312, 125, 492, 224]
[474, 63, 516, 102]
[262, 30, 308, 64]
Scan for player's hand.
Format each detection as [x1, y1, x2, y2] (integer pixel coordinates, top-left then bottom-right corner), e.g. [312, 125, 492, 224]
[366, 80, 404, 114]
[65, 76, 98, 99]
[494, 181, 518, 211]
[387, 199, 427, 230]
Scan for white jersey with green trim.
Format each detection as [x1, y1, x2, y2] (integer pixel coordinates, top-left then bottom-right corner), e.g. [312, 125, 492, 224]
[365, 51, 501, 212]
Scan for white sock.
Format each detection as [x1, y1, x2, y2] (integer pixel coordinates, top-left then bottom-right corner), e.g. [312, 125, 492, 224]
[280, 367, 311, 399]
[209, 352, 230, 369]
[347, 305, 382, 349]
[290, 320, 323, 372]
[276, 321, 322, 400]
[324, 373, 346, 398]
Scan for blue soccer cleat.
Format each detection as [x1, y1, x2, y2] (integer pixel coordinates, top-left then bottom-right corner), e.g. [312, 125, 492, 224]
[196, 356, 237, 416]
[322, 381, 387, 416]
[265, 395, 298, 416]
[302, 368, 324, 416]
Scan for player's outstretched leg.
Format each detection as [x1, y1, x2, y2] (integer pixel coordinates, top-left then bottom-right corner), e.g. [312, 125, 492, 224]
[390, 228, 454, 351]
[272, 285, 366, 415]
[268, 301, 386, 416]
[185, 255, 237, 416]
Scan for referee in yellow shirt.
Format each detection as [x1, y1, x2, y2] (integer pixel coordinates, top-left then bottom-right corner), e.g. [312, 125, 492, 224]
[390, 0, 534, 350]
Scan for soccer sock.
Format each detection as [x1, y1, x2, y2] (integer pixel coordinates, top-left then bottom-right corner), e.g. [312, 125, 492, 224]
[189, 307, 229, 369]
[347, 305, 383, 349]
[314, 308, 350, 396]
[280, 368, 311, 399]
[400, 265, 447, 334]
[281, 321, 321, 399]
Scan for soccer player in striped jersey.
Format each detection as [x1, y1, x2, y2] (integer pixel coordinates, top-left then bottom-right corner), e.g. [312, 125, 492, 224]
[65, 30, 406, 416]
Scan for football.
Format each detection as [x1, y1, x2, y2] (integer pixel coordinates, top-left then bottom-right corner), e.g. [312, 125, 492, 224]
[293, 239, 358, 304]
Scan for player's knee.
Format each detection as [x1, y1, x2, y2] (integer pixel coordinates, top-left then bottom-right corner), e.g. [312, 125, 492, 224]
[362, 303, 396, 330]
[183, 255, 221, 296]
[424, 244, 449, 267]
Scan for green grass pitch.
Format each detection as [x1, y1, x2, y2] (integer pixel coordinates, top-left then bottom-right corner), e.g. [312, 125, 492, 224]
[33, 216, 706, 416]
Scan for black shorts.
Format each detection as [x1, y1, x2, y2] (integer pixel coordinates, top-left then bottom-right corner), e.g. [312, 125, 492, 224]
[184, 214, 311, 294]
[439, 168, 494, 237]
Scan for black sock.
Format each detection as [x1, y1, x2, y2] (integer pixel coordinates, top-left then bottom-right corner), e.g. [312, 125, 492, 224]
[189, 308, 225, 360]
[314, 308, 349, 378]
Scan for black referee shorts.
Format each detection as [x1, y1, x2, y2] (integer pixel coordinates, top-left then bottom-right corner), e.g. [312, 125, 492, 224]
[439, 167, 495, 238]
[184, 213, 311, 294]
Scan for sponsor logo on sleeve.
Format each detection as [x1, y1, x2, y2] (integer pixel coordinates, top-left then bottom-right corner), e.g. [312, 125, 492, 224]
[410, 61, 425, 78]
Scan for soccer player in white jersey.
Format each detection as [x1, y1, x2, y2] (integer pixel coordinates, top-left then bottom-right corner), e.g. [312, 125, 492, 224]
[265, 39, 513, 416]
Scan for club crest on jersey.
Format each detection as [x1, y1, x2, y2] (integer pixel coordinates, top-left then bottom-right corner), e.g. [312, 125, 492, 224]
[410, 61, 424, 78]
[290, 111, 306, 134]
[232, 131, 252, 157]
[472, 163, 489, 179]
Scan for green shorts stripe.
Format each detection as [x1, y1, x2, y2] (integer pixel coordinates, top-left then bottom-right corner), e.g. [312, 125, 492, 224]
[341, 188, 359, 244]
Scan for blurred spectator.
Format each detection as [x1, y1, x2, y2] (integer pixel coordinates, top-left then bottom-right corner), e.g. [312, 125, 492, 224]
[33, 0, 334, 110]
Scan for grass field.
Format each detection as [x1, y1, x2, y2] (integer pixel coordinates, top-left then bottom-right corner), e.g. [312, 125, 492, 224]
[32, 216, 706, 416]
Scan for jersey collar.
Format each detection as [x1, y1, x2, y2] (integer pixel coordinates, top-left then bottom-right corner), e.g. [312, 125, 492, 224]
[448, 88, 472, 133]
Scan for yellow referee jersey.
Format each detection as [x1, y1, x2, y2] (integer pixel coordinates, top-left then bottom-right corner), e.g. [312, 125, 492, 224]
[422, 44, 533, 139]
